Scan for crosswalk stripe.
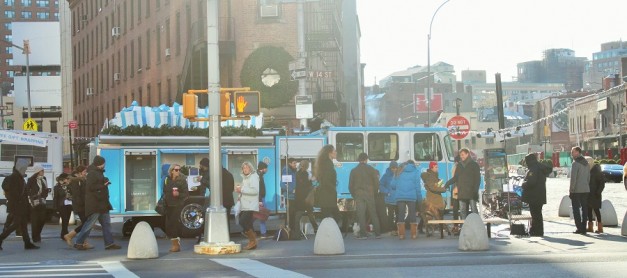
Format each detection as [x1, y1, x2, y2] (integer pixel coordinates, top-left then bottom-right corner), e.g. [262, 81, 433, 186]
[212, 258, 310, 278]
[0, 261, 137, 278]
[99, 261, 139, 278]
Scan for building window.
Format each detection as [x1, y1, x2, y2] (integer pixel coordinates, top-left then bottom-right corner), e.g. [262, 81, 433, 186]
[53, 12, 58, 20]
[5, 47, 11, 54]
[36, 12, 49, 19]
[137, 0, 141, 22]
[50, 120, 57, 133]
[4, 23, 11, 30]
[5, 11, 15, 18]
[5, 59, 12, 66]
[146, 30, 151, 69]
[4, 0, 15, 6]
[20, 0, 30, 6]
[176, 12, 180, 55]
[4, 35, 11, 42]
[146, 0, 150, 18]
[137, 37, 142, 70]
[35, 0, 48, 7]
[130, 41, 134, 77]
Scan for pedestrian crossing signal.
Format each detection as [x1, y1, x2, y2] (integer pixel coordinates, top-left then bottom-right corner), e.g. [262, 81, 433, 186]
[233, 91, 260, 116]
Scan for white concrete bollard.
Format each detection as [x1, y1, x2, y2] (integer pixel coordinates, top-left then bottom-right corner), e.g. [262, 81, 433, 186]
[621, 211, 627, 236]
[600, 200, 618, 226]
[127, 221, 159, 259]
[0, 205, 7, 224]
[314, 217, 345, 255]
[458, 213, 489, 251]
[558, 195, 572, 217]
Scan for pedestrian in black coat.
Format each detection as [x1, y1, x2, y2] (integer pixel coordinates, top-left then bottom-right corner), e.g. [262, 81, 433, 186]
[53, 173, 72, 240]
[294, 160, 318, 238]
[586, 158, 605, 233]
[63, 165, 88, 247]
[313, 145, 340, 223]
[26, 166, 48, 243]
[521, 153, 551, 237]
[0, 160, 39, 250]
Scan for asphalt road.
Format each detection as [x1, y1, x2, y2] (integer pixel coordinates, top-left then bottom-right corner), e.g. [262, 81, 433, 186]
[0, 177, 626, 277]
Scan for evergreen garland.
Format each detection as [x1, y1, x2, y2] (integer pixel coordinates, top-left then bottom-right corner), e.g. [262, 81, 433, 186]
[100, 125, 264, 137]
[239, 46, 298, 108]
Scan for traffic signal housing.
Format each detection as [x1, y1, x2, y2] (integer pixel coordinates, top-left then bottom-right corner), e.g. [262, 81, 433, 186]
[221, 92, 231, 118]
[182, 93, 198, 119]
[233, 91, 260, 116]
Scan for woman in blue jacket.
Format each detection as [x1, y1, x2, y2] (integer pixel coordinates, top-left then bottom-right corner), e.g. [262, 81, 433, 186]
[395, 160, 422, 240]
[379, 161, 399, 235]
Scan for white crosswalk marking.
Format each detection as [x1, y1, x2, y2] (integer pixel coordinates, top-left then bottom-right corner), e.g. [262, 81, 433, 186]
[212, 258, 311, 278]
[0, 261, 137, 278]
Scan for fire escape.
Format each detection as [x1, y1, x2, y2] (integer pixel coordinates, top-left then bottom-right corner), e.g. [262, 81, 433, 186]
[305, 0, 344, 125]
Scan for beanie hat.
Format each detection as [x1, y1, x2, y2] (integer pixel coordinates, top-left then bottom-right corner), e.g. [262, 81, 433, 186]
[15, 159, 30, 175]
[32, 165, 44, 174]
[200, 158, 209, 167]
[389, 161, 398, 168]
[93, 155, 105, 167]
[257, 161, 268, 170]
[429, 161, 438, 169]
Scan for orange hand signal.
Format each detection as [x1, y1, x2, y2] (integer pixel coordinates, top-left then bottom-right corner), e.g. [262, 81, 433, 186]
[237, 96, 248, 112]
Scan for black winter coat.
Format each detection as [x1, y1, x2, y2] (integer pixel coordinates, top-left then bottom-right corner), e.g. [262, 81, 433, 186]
[163, 174, 189, 207]
[295, 170, 313, 211]
[53, 182, 68, 211]
[258, 170, 266, 201]
[26, 175, 48, 207]
[521, 154, 550, 205]
[68, 175, 86, 214]
[1, 169, 29, 215]
[445, 159, 481, 201]
[349, 163, 379, 199]
[85, 164, 113, 216]
[315, 159, 337, 208]
[222, 168, 235, 207]
[588, 164, 605, 209]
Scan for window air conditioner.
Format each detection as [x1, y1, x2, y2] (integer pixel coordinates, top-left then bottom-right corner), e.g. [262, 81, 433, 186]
[86, 88, 94, 96]
[111, 27, 120, 37]
[113, 73, 121, 81]
[260, 5, 279, 18]
[165, 48, 171, 57]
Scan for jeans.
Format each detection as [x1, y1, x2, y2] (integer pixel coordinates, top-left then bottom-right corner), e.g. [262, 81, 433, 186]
[529, 203, 544, 236]
[570, 193, 589, 232]
[259, 201, 267, 235]
[459, 199, 478, 220]
[73, 211, 87, 233]
[397, 201, 416, 223]
[74, 212, 114, 246]
[385, 204, 398, 232]
[355, 196, 381, 237]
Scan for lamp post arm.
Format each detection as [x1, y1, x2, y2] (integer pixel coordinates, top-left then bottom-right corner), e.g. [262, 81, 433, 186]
[429, 0, 451, 38]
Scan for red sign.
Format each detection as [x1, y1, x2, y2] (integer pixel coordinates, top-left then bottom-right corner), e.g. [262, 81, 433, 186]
[446, 115, 470, 140]
[69, 120, 78, 130]
[414, 93, 443, 113]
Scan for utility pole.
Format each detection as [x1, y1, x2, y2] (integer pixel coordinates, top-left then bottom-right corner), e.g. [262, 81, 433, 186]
[455, 97, 462, 151]
[297, 0, 308, 130]
[1, 40, 32, 119]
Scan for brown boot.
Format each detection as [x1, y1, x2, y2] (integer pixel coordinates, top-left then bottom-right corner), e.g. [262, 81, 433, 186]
[587, 221, 594, 233]
[169, 237, 181, 252]
[397, 223, 406, 240]
[410, 223, 418, 239]
[596, 222, 603, 233]
[63, 230, 77, 247]
[244, 230, 257, 250]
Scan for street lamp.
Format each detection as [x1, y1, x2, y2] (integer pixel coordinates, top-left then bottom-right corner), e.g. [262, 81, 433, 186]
[1, 40, 32, 119]
[455, 97, 462, 150]
[426, 0, 451, 126]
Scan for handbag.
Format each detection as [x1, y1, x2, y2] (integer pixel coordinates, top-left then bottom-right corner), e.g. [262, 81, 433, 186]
[253, 206, 270, 221]
[155, 194, 166, 216]
[510, 223, 528, 236]
[304, 187, 316, 208]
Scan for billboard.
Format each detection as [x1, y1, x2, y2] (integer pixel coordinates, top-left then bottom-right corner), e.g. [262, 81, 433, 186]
[13, 76, 62, 107]
[414, 93, 443, 113]
[11, 22, 61, 66]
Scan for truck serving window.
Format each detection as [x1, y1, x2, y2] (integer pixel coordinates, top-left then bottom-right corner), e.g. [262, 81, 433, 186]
[413, 133, 442, 161]
[336, 133, 364, 162]
[367, 133, 398, 161]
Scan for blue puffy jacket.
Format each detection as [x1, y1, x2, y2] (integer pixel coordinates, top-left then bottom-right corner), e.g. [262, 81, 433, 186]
[379, 167, 397, 205]
[394, 164, 422, 202]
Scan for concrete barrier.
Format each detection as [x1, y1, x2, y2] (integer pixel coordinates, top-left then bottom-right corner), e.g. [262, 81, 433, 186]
[621, 211, 627, 236]
[127, 221, 159, 259]
[0, 205, 7, 224]
[458, 213, 489, 251]
[558, 195, 571, 217]
[600, 200, 618, 226]
[314, 217, 344, 255]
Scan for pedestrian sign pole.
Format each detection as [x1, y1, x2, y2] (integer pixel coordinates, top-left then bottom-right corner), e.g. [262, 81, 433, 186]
[23, 118, 38, 131]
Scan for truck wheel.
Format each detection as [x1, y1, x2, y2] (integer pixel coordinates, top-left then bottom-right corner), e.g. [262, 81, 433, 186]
[179, 199, 204, 238]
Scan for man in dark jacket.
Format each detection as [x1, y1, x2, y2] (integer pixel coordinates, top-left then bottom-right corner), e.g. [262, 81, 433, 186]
[0, 160, 39, 250]
[196, 159, 236, 243]
[257, 162, 269, 238]
[569, 146, 590, 234]
[73, 156, 121, 250]
[349, 153, 381, 239]
[521, 153, 551, 237]
[445, 148, 481, 220]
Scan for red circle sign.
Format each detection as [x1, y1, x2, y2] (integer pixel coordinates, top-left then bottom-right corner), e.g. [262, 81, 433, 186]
[69, 120, 78, 130]
[447, 115, 470, 140]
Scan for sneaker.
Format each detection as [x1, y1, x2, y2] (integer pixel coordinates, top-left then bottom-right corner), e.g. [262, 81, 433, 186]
[105, 243, 122, 250]
[74, 243, 89, 251]
[355, 235, 368, 240]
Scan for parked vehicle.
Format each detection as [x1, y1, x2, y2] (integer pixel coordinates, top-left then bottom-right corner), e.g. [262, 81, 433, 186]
[600, 164, 623, 183]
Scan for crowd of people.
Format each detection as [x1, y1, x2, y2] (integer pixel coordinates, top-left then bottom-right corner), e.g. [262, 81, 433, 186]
[3, 143, 608, 252]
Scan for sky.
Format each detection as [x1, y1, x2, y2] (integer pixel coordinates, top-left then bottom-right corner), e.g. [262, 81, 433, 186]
[357, 0, 627, 86]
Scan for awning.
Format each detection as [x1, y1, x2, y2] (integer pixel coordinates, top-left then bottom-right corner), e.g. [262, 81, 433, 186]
[588, 134, 620, 140]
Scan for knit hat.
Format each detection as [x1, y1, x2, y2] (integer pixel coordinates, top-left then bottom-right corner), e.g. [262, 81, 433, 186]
[258, 161, 268, 170]
[200, 158, 209, 167]
[93, 155, 106, 167]
[389, 161, 398, 168]
[15, 159, 30, 175]
[429, 161, 438, 169]
[32, 165, 44, 173]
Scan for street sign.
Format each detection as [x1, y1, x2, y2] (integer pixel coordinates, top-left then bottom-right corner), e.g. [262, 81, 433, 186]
[307, 71, 333, 79]
[23, 118, 38, 131]
[295, 95, 313, 119]
[288, 58, 306, 71]
[447, 115, 470, 140]
[69, 120, 78, 130]
[291, 70, 307, 81]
